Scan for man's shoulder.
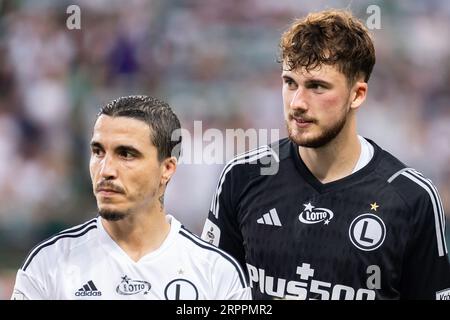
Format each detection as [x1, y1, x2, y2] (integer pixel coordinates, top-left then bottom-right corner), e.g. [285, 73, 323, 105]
[386, 167, 441, 206]
[177, 226, 247, 274]
[20, 217, 98, 272]
[372, 141, 439, 205]
[174, 225, 250, 293]
[368, 139, 406, 179]
[220, 138, 290, 179]
[177, 225, 235, 260]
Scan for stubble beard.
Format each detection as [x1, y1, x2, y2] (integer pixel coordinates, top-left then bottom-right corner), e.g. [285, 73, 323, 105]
[287, 110, 348, 148]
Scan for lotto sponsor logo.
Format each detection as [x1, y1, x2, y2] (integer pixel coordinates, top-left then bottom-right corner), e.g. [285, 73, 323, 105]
[116, 275, 151, 295]
[299, 203, 334, 225]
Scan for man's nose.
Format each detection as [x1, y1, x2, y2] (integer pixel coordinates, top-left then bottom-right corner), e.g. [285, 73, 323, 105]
[99, 155, 117, 180]
[290, 88, 308, 111]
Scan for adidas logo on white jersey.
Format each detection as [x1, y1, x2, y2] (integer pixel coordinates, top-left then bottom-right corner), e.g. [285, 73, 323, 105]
[75, 280, 102, 297]
[257, 208, 282, 226]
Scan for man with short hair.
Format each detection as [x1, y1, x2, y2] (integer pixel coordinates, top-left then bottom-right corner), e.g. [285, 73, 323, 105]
[12, 95, 251, 300]
[202, 10, 450, 300]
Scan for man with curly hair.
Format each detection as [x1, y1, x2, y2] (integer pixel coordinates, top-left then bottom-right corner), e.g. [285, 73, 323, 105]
[202, 10, 450, 300]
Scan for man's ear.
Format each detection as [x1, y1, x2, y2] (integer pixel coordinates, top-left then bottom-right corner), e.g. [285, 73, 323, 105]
[350, 81, 368, 110]
[161, 156, 177, 186]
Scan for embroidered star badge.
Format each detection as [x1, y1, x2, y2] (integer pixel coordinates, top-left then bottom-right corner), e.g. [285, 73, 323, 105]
[303, 202, 314, 212]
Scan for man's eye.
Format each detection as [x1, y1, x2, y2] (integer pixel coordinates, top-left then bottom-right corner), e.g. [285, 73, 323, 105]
[308, 83, 327, 92]
[119, 150, 134, 159]
[284, 78, 297, 89]
[92, 148, 103, 156]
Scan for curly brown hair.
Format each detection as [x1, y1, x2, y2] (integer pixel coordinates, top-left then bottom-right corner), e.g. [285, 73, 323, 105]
[280, 9, 375, 84]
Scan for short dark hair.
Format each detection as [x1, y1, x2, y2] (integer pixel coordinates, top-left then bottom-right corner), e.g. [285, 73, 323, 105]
[280, 9, 376, 84]
[98, 95, 182, 162]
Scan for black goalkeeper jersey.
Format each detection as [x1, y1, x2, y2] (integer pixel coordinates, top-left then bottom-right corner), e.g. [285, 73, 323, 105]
[201, 137, 450, 300]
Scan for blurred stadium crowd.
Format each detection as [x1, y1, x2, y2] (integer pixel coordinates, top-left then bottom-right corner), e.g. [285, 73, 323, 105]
[0, 0, 449, 298]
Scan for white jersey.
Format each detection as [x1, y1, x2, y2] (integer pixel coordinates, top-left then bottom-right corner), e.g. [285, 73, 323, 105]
[11, 215, 251, 300]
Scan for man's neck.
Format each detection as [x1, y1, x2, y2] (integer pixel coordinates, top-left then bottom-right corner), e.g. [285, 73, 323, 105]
[299, 129, 361, 184]
[102, 207, 170, 262]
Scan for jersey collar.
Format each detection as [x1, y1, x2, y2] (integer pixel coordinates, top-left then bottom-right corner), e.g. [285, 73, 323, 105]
[97, 214, 181, 264]
[290, 137, 382, 194]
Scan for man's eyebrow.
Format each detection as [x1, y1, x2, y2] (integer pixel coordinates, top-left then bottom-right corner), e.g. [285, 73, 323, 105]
[281, 74, 294, 80]
[115, 145, 143, 156]
[90, 141, 103, 149]
[304, 78, 332, 86]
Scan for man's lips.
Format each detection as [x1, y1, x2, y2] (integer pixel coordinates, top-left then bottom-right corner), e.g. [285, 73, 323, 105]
[96, 185, 124, 194]
[97, 189, 122, 196]
[97, 188, 120, 193]
[290, 116, 314, 127]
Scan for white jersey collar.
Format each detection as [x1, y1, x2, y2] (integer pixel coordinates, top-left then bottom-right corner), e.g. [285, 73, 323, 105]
[352, 135, 375, 174]
[97, 214, 181, 264]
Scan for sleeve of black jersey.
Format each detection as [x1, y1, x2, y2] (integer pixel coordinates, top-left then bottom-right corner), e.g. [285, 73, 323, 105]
[201, 164, 247, 271]
[400, 190, 450, 300]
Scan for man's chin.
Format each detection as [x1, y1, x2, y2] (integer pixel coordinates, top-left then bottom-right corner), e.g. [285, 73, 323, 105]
[288, 129, 329, 148]
[289, 134, 332, 148]
[288, 126, 342, 148]
[98, 208, 129, 221]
